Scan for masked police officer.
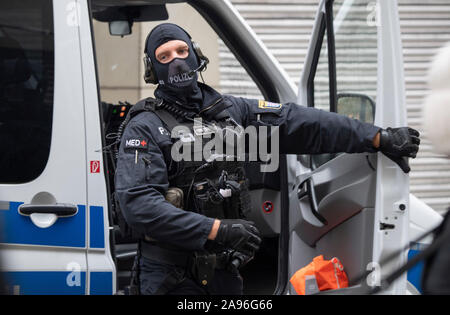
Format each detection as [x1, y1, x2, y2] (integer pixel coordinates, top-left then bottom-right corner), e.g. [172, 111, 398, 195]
[114, 23, 421, 295]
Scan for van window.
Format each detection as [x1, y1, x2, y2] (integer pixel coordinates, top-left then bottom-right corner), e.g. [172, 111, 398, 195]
[0, 0, 54, 183]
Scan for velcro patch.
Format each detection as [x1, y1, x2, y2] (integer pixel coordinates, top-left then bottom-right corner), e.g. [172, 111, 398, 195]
[193, 125, 216, 136]
[158, 127, 170, 136]
[125, 139, 148, 149]
[258, 100, 282, 109]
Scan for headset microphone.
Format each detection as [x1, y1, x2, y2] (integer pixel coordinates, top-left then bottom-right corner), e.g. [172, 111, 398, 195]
[188, 59, 208, 77]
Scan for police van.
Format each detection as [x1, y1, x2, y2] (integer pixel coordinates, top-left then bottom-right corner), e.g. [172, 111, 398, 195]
[0, 0, 443, 295]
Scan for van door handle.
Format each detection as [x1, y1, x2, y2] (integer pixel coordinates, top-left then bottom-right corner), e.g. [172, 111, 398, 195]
[18, 204, 78, 217]
[298, 177, 328, 225]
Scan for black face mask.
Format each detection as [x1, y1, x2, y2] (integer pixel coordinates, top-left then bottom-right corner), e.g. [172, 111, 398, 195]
[146, 23, 202, 110]
[158, 58, 198, 91]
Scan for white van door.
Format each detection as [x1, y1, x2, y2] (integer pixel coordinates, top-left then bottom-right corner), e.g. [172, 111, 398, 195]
[291, 0, 409, 294]
[0, 0, 89, 294]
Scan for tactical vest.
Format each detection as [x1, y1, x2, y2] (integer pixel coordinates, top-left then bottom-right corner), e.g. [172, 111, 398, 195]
[117, 97, 251, 221]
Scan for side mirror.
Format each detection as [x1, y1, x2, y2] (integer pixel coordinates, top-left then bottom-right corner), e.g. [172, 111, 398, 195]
[109, 20, 133, 37]
[308, 93, 376, 170]
[337, 93, 376, 124]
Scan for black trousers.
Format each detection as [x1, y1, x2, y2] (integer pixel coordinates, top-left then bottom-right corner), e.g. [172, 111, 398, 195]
[139, 255, 243, 295]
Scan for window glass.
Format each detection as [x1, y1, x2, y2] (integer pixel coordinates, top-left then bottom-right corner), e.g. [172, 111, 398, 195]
[334, 0, 378, 123]
[313, 29, 330, 112]
[217, 38, 263, 99]
[0, 0, 54, 183]
[311, 0, 378, 169]
[310, 17, 334, 169]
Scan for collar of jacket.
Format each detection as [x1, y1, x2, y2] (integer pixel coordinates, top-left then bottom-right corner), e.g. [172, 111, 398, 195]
[156, 82, 232, 122]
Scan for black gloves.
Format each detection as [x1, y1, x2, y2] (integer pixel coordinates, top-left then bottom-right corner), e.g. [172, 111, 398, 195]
[379, 127, 420, 173]
[214, 219, 262, 269]
[215, 219, 261, 251]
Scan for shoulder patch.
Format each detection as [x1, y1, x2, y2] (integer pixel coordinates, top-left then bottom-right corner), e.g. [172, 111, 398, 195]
[258, 100, 282, 109]
[125, 138, 149, 150]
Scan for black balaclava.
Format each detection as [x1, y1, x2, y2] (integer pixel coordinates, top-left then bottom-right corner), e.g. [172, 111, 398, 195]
[146, 23, 203, 111]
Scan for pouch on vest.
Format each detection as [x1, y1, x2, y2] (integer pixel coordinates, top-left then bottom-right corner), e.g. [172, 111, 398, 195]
[165, 187, 184, 209]
[289, 255, 349, 295]
[189, 252, 217, 287]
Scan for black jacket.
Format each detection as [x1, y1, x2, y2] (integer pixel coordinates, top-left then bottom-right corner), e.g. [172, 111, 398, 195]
[114, 85, 380, 251]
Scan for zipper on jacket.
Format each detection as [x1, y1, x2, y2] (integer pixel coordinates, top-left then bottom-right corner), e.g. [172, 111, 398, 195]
[198, 97, 223, 116]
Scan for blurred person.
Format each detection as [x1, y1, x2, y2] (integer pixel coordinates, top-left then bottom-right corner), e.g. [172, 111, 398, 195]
[424, 43, 450, 157]
[422, 42, 450, 295]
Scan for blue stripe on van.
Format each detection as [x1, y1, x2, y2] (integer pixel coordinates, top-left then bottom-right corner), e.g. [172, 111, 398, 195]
[89, 206, 105, 248]
[407, 250, 424, 293]
[3, 271, 87, 295]
[0, 202, 86, 247]
[407, 244, 426, 294]
[90, 272, 113, 295]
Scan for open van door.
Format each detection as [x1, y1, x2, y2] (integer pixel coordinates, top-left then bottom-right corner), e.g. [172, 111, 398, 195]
[291, 0, 409, 294]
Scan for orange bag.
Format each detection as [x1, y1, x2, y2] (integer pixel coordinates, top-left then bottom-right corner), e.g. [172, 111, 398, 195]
[290, 255, 349, 295]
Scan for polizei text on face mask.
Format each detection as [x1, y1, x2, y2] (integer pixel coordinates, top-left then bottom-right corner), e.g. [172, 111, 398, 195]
[170, 118, 280, 173]
[169, 72, 194, 84]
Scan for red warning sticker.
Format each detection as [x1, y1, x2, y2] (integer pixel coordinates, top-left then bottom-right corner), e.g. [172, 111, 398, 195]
[90, 160, 100, 173]
[262, 201, 274, 213]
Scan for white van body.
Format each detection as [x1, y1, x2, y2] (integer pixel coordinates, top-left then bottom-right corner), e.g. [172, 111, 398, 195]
[0, 0, 442, 295]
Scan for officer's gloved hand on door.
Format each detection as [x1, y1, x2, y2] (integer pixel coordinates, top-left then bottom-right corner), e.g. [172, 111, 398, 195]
[378, 127, 420, 173]
[213, 219, 262, 269]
